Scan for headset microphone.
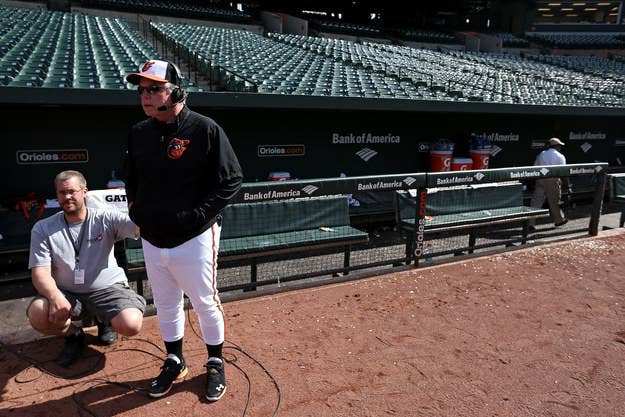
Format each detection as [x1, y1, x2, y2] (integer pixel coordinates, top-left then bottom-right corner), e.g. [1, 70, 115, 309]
[157, 85, 187, 111]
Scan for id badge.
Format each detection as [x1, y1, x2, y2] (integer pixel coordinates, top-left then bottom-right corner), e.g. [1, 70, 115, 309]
[74, 269, 85, 285]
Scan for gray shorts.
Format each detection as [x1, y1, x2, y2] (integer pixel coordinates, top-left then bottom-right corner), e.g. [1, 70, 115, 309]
[29, 282, 146, 326]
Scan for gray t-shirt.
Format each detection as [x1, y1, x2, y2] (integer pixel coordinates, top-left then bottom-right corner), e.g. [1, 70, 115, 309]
[29, 208, 137, 293]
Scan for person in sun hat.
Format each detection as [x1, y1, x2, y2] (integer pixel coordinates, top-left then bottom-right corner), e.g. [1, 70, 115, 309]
[124, 59, 243, 401]
[529, 137, 570, 231]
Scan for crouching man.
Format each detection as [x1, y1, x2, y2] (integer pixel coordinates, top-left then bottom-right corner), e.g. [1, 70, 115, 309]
[27, 170, 146, 367]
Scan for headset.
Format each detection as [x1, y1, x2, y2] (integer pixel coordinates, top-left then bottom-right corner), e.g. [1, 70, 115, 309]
[158, 61, 188, 111]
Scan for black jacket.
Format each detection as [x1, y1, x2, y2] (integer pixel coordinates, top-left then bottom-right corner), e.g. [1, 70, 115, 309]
[125, 106, 243, 248]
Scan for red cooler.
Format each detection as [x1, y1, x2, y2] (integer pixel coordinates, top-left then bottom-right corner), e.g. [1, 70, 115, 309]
[451, 157, 473, 171]
[430, 150, 453, 172]
[470, 149, 491, 170]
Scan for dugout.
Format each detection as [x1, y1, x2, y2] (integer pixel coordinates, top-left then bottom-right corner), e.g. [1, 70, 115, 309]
[1, 86, 624, 203]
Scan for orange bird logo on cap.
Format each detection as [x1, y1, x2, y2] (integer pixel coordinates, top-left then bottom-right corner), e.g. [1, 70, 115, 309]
[142, 61, 155, 72]
[167, 138, 190, 159]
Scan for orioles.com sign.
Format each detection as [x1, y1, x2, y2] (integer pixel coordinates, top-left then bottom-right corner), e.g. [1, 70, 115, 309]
[257, 145, 305, 157]
[16, 149, 89, 164]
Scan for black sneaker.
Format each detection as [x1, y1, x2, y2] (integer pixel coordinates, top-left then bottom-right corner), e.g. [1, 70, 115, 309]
[205, 358, 227, 402]
[57, 329, 85, 367]
[555, 219, 569, 227]
[148, 357, 188, 398]
[96, 318, 117, 345]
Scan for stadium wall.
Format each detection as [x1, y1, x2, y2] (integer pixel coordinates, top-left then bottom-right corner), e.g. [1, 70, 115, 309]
[1, 88, 624, 200]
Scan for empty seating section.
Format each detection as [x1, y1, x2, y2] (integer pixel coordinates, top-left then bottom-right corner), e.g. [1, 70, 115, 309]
[151, 22, 438, 98]
[0, 7, 51, 87]
[151, 22, 300, 94]
[80, 0, 253, 23]
[149, 20, 625, 107]
[444, 50, 624, 106]
[0, 4, 161, 90]
[393, 29, 456, 44]
[528, 54, 625, 97]
[46, 14, 73, 88]
[271, 33, 436, 98]
[311, 19, 382, 37]
[525, 32, 625, 49]
[94, 17, 161, 88]
[0, 3, 623, 108]
[529, 54, 625, 78]
[493, 33, 529, 48]
[279, 34, 623, 106]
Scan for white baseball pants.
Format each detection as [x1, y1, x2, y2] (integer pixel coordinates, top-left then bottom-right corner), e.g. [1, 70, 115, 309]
[141, 223, 224, 345]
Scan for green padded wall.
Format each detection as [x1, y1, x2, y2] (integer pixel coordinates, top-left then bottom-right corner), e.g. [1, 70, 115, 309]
[221, 196, 349, 239]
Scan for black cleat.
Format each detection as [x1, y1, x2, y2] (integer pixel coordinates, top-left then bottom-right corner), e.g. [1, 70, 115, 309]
[205, 358, 227, 402]
[148, 357, 188, 398]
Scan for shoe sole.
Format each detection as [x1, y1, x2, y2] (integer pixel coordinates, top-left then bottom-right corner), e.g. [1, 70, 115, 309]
[206, 385, 226, 402]
[148, 366, 189, 398]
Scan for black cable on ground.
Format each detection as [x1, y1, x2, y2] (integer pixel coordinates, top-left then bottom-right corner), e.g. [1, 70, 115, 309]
[0, 336, 105, 381]
[186, 306, 282, 417]
[0, 335, 163, 416]
[225, 340, 282, 417]
[0, 307, 282, 417]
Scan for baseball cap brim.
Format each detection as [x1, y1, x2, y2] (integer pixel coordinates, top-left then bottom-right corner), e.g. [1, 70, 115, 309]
[126, 73, 169, 85]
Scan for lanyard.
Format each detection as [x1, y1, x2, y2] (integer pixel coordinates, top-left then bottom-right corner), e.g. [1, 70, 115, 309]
[64, 209, 88, 267]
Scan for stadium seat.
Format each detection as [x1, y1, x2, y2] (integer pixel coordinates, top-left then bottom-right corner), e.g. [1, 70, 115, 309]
[0, 4, 163, 91]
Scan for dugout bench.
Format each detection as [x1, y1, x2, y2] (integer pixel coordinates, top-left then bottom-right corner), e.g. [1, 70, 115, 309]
[0, 206, 59, 288]
[124, 195, 369, 293]
[395, 181, 550, 264]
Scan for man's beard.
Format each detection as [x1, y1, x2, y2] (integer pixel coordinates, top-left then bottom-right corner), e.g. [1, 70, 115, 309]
[63, 200, 84, 215]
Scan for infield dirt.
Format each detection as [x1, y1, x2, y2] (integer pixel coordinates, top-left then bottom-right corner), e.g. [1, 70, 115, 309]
[2, 229, 625, 416]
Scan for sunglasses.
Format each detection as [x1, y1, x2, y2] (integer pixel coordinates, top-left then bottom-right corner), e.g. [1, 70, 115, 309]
[137, 85, 168, 95]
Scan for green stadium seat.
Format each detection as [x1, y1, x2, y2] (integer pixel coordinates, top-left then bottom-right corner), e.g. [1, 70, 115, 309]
[0, 74, 12, 85]
[8, 78, 40, 87]
[42, 79, 71, 88]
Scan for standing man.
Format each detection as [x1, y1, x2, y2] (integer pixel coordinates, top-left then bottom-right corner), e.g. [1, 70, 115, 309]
[530, 137, 571, 230]
[125, 60, 243, 401]
[27, 170, 146, 367]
